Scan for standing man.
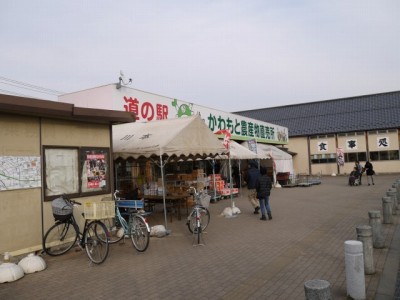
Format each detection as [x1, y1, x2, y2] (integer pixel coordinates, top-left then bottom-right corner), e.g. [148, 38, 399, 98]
[355, 161, 363, 185]
[246, 162, 260, 214]
[256, 167, 273, 220]
[364, 160, 375, 186]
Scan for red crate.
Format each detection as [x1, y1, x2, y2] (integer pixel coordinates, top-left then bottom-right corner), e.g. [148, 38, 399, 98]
[210, 180, 225, 190]
[210, 174, 222, 180]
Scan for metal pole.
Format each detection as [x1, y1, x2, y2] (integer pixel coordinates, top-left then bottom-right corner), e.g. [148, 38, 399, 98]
[160, 155, 168, 230]
[228, 153, 234, 207]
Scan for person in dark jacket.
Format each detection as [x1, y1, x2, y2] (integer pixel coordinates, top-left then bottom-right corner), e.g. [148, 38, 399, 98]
[246, 162, 261, 214]
[256, 167, 273, 221]
[364, 160, 375, 185]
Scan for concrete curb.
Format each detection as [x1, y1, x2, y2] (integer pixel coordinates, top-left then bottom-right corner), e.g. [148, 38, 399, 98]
[375, 224, 400, 299]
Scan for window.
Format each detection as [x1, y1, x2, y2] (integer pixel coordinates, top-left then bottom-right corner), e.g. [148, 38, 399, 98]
[44, 146, 111, 200]
[44, 147, 79, 197]
[358, 152, 367, 161]
[310, 153, 336, 164]
[345, 152, 366, 162]
[390, 150, 399, 160]
[369, 150, 400, 161]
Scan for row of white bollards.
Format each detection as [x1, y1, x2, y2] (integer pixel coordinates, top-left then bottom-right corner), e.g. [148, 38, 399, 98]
[304, 179, 400, 300]
[344, 240, 365, 299]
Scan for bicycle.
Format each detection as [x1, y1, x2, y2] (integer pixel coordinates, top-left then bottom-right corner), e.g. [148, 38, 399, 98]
[186, 187, 211, 245]
[42, 195, 110, 264]
[101, 190, 150, 252]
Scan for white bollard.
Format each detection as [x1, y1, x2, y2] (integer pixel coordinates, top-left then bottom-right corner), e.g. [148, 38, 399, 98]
[382, 196, 393, 224]
[356, 225, 375, 275]
[344, 240, 366, 300]
[368, 210, 385, 249]
[393, 182, 400, 207]
[387, 189, 398, 213]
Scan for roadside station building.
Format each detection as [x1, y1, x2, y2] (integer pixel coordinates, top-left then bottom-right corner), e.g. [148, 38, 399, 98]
[60, 84, 292, 180]
[0, 94, 134, 255]
[236, 91, 400, 175]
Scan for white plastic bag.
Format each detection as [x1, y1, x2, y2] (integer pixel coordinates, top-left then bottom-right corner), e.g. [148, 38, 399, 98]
[150, 225, 167, 238]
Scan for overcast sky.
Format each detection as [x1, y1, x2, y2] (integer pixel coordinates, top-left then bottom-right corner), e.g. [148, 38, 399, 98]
[1, 1, 399, 112]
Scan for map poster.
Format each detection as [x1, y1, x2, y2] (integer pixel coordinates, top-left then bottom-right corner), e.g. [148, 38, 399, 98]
[0, 156, 41, 191]
[86, 153, 106, 189]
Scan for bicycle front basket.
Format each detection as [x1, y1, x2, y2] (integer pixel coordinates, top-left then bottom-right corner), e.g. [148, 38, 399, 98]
[199, 193, 211, 208]
[52, 197, 73, 221]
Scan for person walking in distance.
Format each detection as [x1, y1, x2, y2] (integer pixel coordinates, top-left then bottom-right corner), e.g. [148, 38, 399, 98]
[256, 167, 273, 221]
[355, 161, 363, 185]
[246, 162, 261, 214]
[364, 160, 375, 186]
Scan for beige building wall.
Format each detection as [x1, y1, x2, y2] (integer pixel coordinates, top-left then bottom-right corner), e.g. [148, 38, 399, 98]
[288, 130, 400, 177]
[286, 137, 309, 174]
[0, 114, 112, 256]
[0, 114, 42, 255]
[368, 131, 399, 151]
[337, 133, 366, 174]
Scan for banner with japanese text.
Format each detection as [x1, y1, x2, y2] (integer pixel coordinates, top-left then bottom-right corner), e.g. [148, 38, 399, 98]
[336, 147, 344, 166]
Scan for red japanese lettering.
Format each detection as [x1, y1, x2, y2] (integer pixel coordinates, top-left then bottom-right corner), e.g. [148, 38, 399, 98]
[123, 97, 140, 120]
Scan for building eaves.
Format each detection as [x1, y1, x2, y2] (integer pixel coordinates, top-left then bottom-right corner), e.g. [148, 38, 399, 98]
[0, 94, 135, 124]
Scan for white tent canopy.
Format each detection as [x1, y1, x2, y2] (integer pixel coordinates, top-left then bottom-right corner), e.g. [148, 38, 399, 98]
[113, 115, 227, 160]
[216, 140, 264, 160]
[241, 141, 294, 175]
[112, 115, 227, 230]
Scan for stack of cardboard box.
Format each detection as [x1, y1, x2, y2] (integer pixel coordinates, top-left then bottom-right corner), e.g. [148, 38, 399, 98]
[209, 174, 238, 196]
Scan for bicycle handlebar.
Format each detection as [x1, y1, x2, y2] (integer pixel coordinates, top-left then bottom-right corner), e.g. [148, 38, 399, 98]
[70, 200, 82, 206]
[61, 194, 81, 206]
[114, 190, 121, 200]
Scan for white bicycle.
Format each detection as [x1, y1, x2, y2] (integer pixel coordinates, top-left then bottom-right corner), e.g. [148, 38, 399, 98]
[186, 187, 211, 244]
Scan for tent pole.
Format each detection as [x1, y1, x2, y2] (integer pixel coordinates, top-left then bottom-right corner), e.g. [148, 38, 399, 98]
[212, 159, 217, 201]
[228, 154, 234, 207]
[238, 160, 242, 196]
[160, 155, 168, 231]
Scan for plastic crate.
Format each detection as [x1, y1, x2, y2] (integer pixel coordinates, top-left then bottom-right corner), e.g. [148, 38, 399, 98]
[116, 200, 144, 209]
[84, 201, 115, 219]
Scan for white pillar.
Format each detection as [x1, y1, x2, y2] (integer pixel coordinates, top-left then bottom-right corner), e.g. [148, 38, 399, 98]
[382, 196, 393, 224]
[344, 240, 366, 300]
[356, 225, 375, 275]
[387, 189, 398, 214]
[368, 210, 385, 249]
[393, 182, 400, 207]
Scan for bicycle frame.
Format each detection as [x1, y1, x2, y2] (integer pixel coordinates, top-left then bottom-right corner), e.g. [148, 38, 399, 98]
[186, 186, 210, 245]
[43, 196, 110, 264]
[104, 190, 151, 252]
[113, 192, 151, 235]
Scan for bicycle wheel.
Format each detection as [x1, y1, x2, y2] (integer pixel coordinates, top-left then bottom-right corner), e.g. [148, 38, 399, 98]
[101, 217, 124, 244]
[43, 221, 78, 256]
[130, 215, 150, 252]
[85, 221, 109, 264]
[187, 207, 210, 233]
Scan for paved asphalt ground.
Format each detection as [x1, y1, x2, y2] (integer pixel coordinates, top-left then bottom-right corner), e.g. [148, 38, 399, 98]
[1, 174, 400, 300]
